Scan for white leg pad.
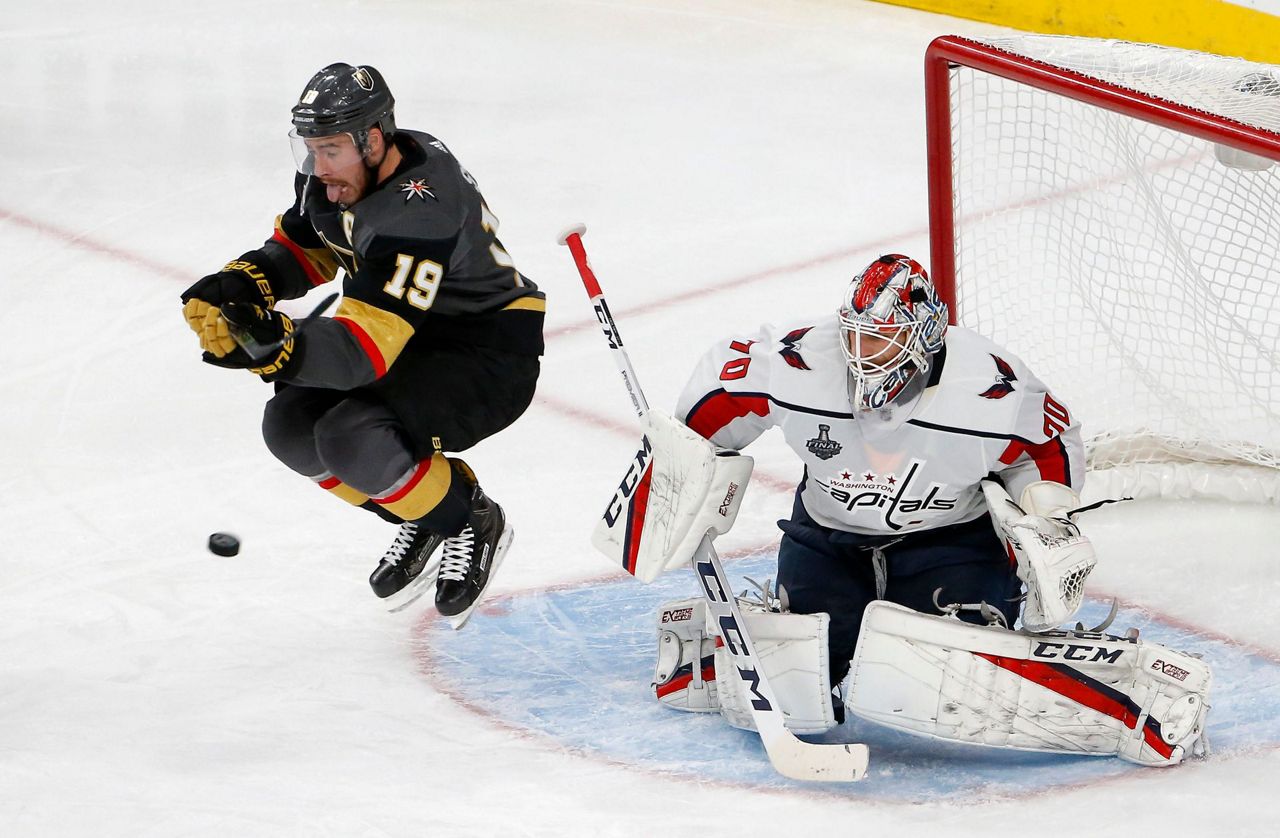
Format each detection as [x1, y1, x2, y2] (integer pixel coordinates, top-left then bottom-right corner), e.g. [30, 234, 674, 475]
[847, 601, 1211, 766]
[714, 606, 836, 734]
[652, 598, 837, 734]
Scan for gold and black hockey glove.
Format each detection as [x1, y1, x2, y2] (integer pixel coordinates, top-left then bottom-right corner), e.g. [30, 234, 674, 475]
[181, 256, 277, 310]
[195, 304, 238, 358]
[181, 254, 279, 343]
[203, 302, 299, 381]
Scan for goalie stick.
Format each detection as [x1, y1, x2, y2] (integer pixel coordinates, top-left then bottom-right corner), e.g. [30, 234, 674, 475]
[558, 223, 869, 782]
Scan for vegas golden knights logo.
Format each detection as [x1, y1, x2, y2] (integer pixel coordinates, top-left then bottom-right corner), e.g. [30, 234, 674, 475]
[806, 424, 842, 460]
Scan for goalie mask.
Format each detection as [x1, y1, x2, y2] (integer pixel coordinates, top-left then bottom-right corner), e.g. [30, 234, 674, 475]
[838, 254, 948, 410]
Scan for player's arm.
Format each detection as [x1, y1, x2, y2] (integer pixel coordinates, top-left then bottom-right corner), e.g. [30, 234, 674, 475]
[987, 377, 1093, 630]
[594, 330, 776, 582]
[995, 377, 1086, 500]
[246, 233, 452, 387]
[181, 174, 340, 357]
[676, 330, 775, 448]
[258, 175, 343, 293]
[184, 175, 337, 308]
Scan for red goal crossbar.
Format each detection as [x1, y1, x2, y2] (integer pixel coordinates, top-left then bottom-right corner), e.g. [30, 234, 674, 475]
[924, 34, 1280, 321]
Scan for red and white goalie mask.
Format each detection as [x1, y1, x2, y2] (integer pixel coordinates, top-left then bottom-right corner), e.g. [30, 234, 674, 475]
[838, 254, 949, 411]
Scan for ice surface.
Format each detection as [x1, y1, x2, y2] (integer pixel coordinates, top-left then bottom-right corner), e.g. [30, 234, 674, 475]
[1, 2, 1276, 836]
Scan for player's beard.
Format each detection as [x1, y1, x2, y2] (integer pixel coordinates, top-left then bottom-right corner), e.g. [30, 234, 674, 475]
[325, 165, 373, 207]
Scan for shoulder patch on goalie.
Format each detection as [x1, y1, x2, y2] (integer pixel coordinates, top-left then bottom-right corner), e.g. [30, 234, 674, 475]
[978, 353, 1017, 399]
[778, 326, 813, 370]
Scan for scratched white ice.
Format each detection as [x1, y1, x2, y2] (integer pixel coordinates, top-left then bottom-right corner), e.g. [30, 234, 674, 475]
[1, 2, 1277, 836]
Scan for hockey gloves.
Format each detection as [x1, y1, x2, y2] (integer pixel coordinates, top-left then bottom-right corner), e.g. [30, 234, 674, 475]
[181, 256, 278, 344]
[201, 302, 299, 381]
[194, 304, 239, 358]
[181, 257, 277, 311]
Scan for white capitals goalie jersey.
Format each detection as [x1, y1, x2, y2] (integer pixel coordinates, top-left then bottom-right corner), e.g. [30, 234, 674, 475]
[675, 317, 1085, 536]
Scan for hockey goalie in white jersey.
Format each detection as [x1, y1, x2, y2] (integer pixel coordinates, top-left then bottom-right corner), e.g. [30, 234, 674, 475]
[631, 254, 1209, 768]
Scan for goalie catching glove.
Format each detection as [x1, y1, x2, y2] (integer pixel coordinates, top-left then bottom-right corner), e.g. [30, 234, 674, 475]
[983, 479, 1096, 632]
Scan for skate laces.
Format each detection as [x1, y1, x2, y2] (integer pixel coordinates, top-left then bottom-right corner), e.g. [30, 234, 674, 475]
[438, 525, 475, 582]
[383, 521, 419, 566]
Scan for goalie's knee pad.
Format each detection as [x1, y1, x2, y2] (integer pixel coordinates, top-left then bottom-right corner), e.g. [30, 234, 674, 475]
[651, 597, 838, 733]
[847, 601, 1211, 766]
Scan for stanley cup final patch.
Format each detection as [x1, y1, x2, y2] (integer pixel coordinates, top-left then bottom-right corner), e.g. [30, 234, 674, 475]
[806, 424, 843, 460]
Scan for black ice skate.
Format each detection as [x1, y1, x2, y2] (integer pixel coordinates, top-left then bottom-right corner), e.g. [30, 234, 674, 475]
[369, 520, 447, 613]
[434, 487, 514, 629]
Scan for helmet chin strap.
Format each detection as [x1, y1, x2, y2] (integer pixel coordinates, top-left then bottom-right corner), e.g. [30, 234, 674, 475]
[362, 130, 397, 179]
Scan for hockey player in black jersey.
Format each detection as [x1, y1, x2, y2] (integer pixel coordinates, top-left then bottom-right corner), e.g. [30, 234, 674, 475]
[181, 63, 544, 627]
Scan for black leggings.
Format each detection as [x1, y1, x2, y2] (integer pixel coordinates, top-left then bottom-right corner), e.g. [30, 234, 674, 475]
[262, 344, 539, 496]
[776, 497, 1020, 685]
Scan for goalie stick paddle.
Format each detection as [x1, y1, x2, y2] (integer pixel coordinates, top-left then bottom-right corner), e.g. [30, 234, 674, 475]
[558, 223, 869, 782]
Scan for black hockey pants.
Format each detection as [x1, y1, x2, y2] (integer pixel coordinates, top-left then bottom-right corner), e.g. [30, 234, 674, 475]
[775, 488, 1021, 686]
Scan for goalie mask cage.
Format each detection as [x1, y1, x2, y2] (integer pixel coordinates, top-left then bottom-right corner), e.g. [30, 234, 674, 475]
[926, 35, 1280, 502]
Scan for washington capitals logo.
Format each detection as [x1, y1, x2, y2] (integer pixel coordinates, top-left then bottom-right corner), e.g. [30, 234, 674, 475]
[806, 424, 842, 460]
[778, 327, 812, 370]
[979, 354, 1017, 399]
[399, 178, 436, 202]
[820, 460, 959, 531]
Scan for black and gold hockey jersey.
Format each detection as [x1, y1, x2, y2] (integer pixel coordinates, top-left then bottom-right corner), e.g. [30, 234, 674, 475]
[251, 129, 545, 390]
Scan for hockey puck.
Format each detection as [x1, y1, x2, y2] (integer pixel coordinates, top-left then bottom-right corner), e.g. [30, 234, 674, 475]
[207, 532, 241, 557]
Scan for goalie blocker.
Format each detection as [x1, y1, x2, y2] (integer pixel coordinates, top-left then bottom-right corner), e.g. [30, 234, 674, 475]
[593, 410, 753, 583]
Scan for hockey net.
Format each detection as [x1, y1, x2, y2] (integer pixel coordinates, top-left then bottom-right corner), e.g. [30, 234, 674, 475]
[926, 35, 1280, 503]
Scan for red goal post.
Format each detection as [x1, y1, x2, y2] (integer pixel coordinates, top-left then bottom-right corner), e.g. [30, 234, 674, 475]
[924, 35, 1280, 502]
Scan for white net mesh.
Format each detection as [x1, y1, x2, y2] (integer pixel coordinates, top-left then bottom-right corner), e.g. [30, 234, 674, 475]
[944, 35, 1280, 500]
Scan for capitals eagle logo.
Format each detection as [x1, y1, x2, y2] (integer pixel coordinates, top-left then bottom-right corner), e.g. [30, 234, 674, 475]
[778, 327, 812, 370]
[979, 354, 1017, 399]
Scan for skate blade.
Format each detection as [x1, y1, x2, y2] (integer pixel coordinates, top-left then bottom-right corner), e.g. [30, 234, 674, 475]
[382, 554, 443, 614]
[447, 524, 514, 630]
